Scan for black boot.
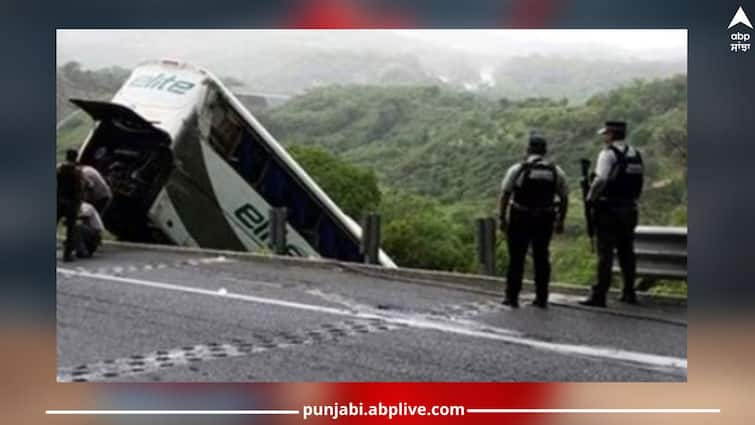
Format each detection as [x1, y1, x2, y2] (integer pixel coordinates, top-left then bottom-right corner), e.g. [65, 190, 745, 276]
[533, 286, 549, 309]
[530, 299, 548, 309]
[579, 296, 606, 308]
[619, 291, 638, 305]
[502, 297, 519, 308]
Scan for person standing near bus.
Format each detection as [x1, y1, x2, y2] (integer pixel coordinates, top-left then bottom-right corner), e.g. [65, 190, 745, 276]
[81, 164, 112, 215]
[57, 149, 84, 262]
[498, 134, 569, 308]
[580, 121, 644, 308]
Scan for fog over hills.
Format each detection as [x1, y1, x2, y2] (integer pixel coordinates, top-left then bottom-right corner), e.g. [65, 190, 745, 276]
[57, 30, 686, 102]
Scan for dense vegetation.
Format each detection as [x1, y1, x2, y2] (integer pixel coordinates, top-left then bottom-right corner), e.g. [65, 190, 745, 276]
[264, 75, 687, 292]
[261, 75, 687, 224]
[287, 146, 381, 220]
[56, 66, 687, 294]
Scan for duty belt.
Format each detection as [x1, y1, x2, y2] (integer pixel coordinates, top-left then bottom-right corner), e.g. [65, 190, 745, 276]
[595, 198, 637, 209]
[511, 202, 556, 214]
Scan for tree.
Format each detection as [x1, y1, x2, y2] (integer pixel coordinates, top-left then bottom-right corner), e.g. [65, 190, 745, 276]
[653, 107, 688, 172]
[380, 190, 475, 272]
[288, 145, 381, 221]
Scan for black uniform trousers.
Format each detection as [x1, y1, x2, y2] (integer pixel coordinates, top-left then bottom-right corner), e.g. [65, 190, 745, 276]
[57, 199, 81, 259]
[505, 208, 555, 302]
[592, 205, 638, 300]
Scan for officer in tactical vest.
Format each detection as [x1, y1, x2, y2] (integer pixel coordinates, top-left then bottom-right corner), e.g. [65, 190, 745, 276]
[581, 121, 644, 307]
[57, 149, 85, 262]
[499, 134, 569, 308]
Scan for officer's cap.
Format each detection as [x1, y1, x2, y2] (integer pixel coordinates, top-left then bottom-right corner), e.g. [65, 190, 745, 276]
[598, 121, 627, 138]
[529, 133, 547, 148]
[65, 149, 78, 162]
[527, 133, 547, 154]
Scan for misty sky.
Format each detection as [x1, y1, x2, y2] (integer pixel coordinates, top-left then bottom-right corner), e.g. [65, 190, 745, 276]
[57, 29, 687, 68]
[396, 29, 686, 54]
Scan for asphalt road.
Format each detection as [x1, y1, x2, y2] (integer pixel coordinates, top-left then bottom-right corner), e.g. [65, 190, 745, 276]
[56, 244, 687, 382]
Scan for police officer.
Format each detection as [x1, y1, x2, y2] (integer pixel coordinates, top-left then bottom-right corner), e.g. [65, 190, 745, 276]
[499, 134, 569, 308]
[581, 121, 644, 307]
[81, 165, 112, 215]
[57, 149, 84, 262]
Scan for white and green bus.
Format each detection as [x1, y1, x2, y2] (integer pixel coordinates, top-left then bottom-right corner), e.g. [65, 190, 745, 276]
[72, 59, 395, 267]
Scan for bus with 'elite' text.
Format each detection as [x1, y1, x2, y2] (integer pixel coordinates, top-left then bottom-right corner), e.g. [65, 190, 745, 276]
[71, 59, 395, 267]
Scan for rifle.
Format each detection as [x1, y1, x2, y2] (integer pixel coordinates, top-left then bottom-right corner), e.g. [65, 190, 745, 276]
[579, 158, 595, 251]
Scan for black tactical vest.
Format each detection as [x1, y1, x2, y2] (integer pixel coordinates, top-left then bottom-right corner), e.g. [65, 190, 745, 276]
[602, 145, 644, 203]
[512, 158, 558, 209]
[57, 162, 83, 202]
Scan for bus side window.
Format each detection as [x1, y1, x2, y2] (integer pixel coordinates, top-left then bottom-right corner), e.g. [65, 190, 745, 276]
[336, 231, 362, 262]
[317, 215, 360, 261]
[259, 159, 288, 208]
[231, 125, 322, 250]
[286, 184, 320, 233]
[232, 127, 270, 189]
[198, 88, 218, 139]
[316, 216, 337, 256]
[208, 100, 243, 159]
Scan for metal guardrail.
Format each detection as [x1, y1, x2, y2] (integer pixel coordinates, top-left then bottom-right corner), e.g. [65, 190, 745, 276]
[262, 210, 687, 281]
[619, 226, 687, 280]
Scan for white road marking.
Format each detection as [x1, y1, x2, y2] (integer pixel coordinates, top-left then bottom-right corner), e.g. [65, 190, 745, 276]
[57, 267, 687, 372]
[218, 275, 284, 289]
[305, 288, 522, 337]
[58, 267, 356, 316]
[197, 256, 233, 264]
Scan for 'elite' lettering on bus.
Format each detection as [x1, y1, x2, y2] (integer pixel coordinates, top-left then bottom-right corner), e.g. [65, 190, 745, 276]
[234, 203, 304, 257]
[129, 73, 196, 94]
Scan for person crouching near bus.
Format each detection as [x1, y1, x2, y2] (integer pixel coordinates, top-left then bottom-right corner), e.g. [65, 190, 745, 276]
[75, 202, 104, 258]
[498, 134, 569, 309]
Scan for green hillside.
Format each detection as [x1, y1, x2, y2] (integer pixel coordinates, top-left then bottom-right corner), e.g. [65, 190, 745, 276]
[261, 75, 687, 225]
[258, 76, 687, 292]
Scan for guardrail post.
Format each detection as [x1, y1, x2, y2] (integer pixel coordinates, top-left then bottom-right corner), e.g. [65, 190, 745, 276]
[362, 213, 381, 265]
[623, 226, 688, 281]
[269, 207, 288, 256]
[476, 217, 496, 276]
